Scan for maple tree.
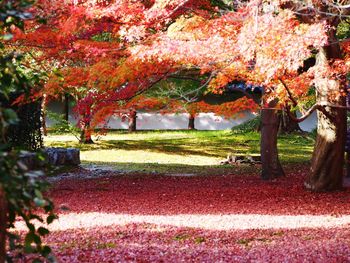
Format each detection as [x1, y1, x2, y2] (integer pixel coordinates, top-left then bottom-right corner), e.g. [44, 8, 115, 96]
[11, 0, 350, 190]
[11, 0, 216, 142]
[129, 1, 350, 191]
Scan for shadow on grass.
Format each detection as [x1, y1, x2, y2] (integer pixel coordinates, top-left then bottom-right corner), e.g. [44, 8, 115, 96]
[46, 131, 313, 162]
[81, 160, 261, 176]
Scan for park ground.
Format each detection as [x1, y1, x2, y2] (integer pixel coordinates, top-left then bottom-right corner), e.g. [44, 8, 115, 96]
[17, 131, 350, 262]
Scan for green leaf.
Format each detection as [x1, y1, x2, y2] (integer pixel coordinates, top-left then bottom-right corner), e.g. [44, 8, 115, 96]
[24, 232, 35, 247]
[33, 233, 41, 244]
[38, 227, 49, 236]
[3, 108, 18, 123]
[46, 214, 58, 224]
[34, 197, 46, 207]
[34, 189, 43, 199]
[41, 245, 52, 257]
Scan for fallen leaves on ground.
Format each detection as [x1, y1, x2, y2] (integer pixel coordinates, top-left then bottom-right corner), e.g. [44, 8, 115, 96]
[14, 165, 350, 262]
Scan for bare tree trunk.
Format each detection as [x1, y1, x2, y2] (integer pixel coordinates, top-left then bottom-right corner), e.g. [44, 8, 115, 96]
[63, 94, 69, 122]
[307, 106, 346, 191]
[41, 94, 47, 136]
[306, 39, 346, 191]
[0, 187, 7, 263]
[279, 110, 302, 134]
[188, 114, 195, 130]
[80, 122, 94, 144]
[128, 110, 137, 132]
[261, 99, 285, 180]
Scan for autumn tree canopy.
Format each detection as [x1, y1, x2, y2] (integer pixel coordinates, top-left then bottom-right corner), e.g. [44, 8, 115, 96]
[11, 0, 350, 190]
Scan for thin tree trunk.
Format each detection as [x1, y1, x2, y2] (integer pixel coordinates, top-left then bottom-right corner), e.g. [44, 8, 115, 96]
[0, 187, 7, 263]
[41, 94, 47, 136]
[306, 39, 346, 191]
[63, 94, 69, 122]
[188, 114, 195, 130]
[80, 122, 94, 144]
[261, 99, 285, 180]
[279, 110, 302, 134]
[128, 110, 137, 132]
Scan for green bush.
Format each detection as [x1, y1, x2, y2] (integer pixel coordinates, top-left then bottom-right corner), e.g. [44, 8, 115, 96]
[47, 111, 81, 139]
[0, 1, 57, 261]
[232, 116, 261, 133]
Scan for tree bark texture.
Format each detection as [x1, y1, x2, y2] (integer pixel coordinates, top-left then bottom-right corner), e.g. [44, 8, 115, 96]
[307, 38, 346, 191]
[0, 187, 7, 263]
[128, 110, 137, 132]
[188, 114, 195, 130]
[307, 105, 346, 191]
[260, 100, 285, 180]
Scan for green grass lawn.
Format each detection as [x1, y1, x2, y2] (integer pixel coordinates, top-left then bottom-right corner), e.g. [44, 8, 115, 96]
[44, 130, 314, 175]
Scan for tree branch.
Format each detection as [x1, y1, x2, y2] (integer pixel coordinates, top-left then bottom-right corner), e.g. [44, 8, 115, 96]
[285, 102, 341, 123]
[279, 78, 298, 107]
[168, 75, 202, 82]
[285, 104, 321, 123]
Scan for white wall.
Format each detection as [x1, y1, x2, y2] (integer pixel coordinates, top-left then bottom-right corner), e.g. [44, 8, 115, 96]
[46, 101, 317, 131]
[297, 111, 317, 132]
[114, 112, 256, 130]
[104, 112, 317, 131]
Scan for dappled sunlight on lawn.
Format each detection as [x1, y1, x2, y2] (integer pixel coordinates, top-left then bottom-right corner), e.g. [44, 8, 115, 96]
[44, 131, 315, 167]
[45, 134, 80, 142]
[99, 131, 204, 141]
[81, 149, 221, 165]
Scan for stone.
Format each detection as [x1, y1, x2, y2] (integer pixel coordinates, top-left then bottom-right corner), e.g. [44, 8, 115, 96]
[18, 147, 80, 171]
[220, 154, 261, 165]
[44, 147, 80, 166]
[66, 148, 80, 165]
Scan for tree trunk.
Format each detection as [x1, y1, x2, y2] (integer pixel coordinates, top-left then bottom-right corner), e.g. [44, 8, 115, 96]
[306, 40, 346, 191]
[41, 94, 47, 136]
[279, 110, 302, 134]
[188, 114, 195, 130]
[306, 106, 346, 191]
[0, 187, 7, 263]
[128, 110, 137, 132]
[80, 123, 94, 144]
[63, 93, 69, 122]
[260, 99, 285, 180]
